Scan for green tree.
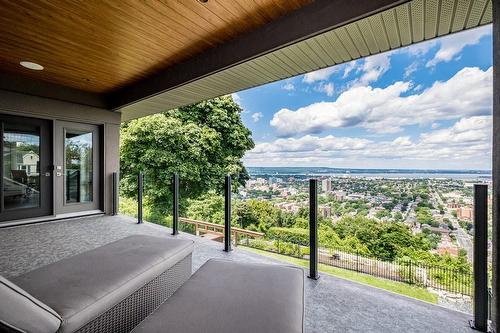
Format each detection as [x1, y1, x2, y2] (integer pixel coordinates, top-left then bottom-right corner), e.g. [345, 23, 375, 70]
[185, 192, 224, 224]
[376, 209, 390, 219]
[120, 96, 254, 213]
[416, 207, 437, 227]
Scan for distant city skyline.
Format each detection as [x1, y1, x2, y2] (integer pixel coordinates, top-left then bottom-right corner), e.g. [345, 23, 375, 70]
[235, 25, 493, 170]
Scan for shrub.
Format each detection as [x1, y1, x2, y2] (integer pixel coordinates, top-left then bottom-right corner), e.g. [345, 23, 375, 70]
[267, 227, 309, 246]
[247, 238, 273, 251]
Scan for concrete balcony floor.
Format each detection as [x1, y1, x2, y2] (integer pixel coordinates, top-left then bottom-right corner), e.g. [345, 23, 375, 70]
[0, 215, 474, 333]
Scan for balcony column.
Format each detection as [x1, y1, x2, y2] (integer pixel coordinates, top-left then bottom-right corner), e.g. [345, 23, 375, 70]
[224, 175, 232, 252]
[137, 172, 143, 224]
[308, 178, 319, 280]
[112, 171, 118, 216]
[493, 2, 499, 331]
[172, 173, 179, 235]
[472, 184, 488, 331]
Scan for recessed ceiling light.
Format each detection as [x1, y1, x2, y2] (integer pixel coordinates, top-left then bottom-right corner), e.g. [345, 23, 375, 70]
[20, 61, 44, 71]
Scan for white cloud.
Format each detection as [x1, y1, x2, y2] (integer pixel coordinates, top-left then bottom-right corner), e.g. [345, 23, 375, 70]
[413, 84, 424, 92]
[353, 53, 391, 86]
[426, 25, 492, 67]
[420, 116, 491, 145]
[302, 53, 389, 91]
[303, 67, 338, 83]
[314, 82, 334, 96]
[251, 112, 263, 123]
[342, 61, 358, 78]
[282, 82, 295, 91]
[404, 62, 418, 78]
[232, 93, 241, 103]
[392, 136, 412, 146]
[246, 116, 491, 169]
[270, 66, 492, 137]
[403, 39, 437, 57]
[251, 135, 371, 154]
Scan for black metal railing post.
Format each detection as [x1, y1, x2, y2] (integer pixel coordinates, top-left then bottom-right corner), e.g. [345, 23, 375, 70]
[112, 172, 118, 216]
[309, 178, 319, 280]
[172, 173, 179, 235]
[471, 184, 488, 331]
[224, 175, 232, 252]
[356, 249, 359, 272]
[137, 172, 143, 224]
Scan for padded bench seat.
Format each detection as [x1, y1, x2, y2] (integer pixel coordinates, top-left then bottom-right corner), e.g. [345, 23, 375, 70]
[133, 259, 305, 333]
[3, 235, 194, 333]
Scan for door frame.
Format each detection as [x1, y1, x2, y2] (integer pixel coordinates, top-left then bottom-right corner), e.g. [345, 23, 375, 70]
[54, 121, 101, 214]
[0, 114, 53, 222]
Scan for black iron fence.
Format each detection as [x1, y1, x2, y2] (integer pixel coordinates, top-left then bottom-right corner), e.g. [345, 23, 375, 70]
[242, 237, 473, 296]
[129, 173, 486, 314]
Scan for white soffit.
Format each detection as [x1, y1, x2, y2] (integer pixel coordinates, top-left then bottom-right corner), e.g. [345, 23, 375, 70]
[120, 0, 492, 121]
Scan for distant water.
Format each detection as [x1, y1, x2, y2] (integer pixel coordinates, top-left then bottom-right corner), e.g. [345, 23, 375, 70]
[247, 167, 491, 180]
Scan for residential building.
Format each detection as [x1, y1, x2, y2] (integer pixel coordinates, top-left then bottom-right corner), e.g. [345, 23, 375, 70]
[457, 206, 474, 220]
[437, 235, 459, 257]
[334, 190, 346, 201]
[321, 179, 332, 192]
[319, 205, 331, 218]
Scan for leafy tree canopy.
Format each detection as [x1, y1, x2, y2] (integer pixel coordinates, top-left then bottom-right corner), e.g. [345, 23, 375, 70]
[120, 96, 254, 212]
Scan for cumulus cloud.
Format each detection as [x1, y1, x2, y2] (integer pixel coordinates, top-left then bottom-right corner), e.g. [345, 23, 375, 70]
[302, 53, 389, 91]
[251, 112, 263, 123]
[392, 136, 412, 146]
[303, 67, 338, 83]
[354, 53, 391, 86]
[426, 25, 491, 67]
[246, 116, 491, 169]
[420, 116, 491, 145]
[282, 81, 295, 91]
[342, 61, 358, 78]
[270, 66, 492, 137]
[405, 40, 437, 56]
[314, 82, 334, 96]
[251, 135, 371, 154]
[412, 84, 424, 92]
[404, 62, 418, 78]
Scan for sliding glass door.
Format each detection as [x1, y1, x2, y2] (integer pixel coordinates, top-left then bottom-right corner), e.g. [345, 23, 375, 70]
[0, 114, 52, 222]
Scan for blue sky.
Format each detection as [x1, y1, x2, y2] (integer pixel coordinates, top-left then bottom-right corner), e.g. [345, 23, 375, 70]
[234, 25, 492, 170]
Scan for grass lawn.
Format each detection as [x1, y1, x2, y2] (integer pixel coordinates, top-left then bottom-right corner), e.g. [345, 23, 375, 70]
[241, 246, 438, 304]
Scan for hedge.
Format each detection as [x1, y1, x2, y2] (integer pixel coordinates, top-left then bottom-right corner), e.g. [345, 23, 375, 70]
[266, 227, 309, 246]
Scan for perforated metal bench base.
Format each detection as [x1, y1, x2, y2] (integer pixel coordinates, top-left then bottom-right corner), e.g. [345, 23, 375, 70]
[72, 254, 192, 333]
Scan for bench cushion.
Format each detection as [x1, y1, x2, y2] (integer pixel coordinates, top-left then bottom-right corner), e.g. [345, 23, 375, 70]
[0, 275, 61, 333]
[133, 259, 304, 333]
[13, 235, 194, 333]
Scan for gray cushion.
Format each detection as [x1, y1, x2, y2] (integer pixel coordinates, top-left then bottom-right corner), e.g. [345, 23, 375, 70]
[133, 259, 304, 333]
[13, 235, 194, 333]
[0, 275, 61, 333]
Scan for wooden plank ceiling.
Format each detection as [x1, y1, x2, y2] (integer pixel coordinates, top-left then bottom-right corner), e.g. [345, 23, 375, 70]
[0, 0, 312, 93]
[0, 0, 493, 121]
[120, 0, 493, 121]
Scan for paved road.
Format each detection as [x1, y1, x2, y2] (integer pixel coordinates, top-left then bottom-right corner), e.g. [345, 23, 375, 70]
[433, 189, 473, 262]
[452, 217, 473, 261]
